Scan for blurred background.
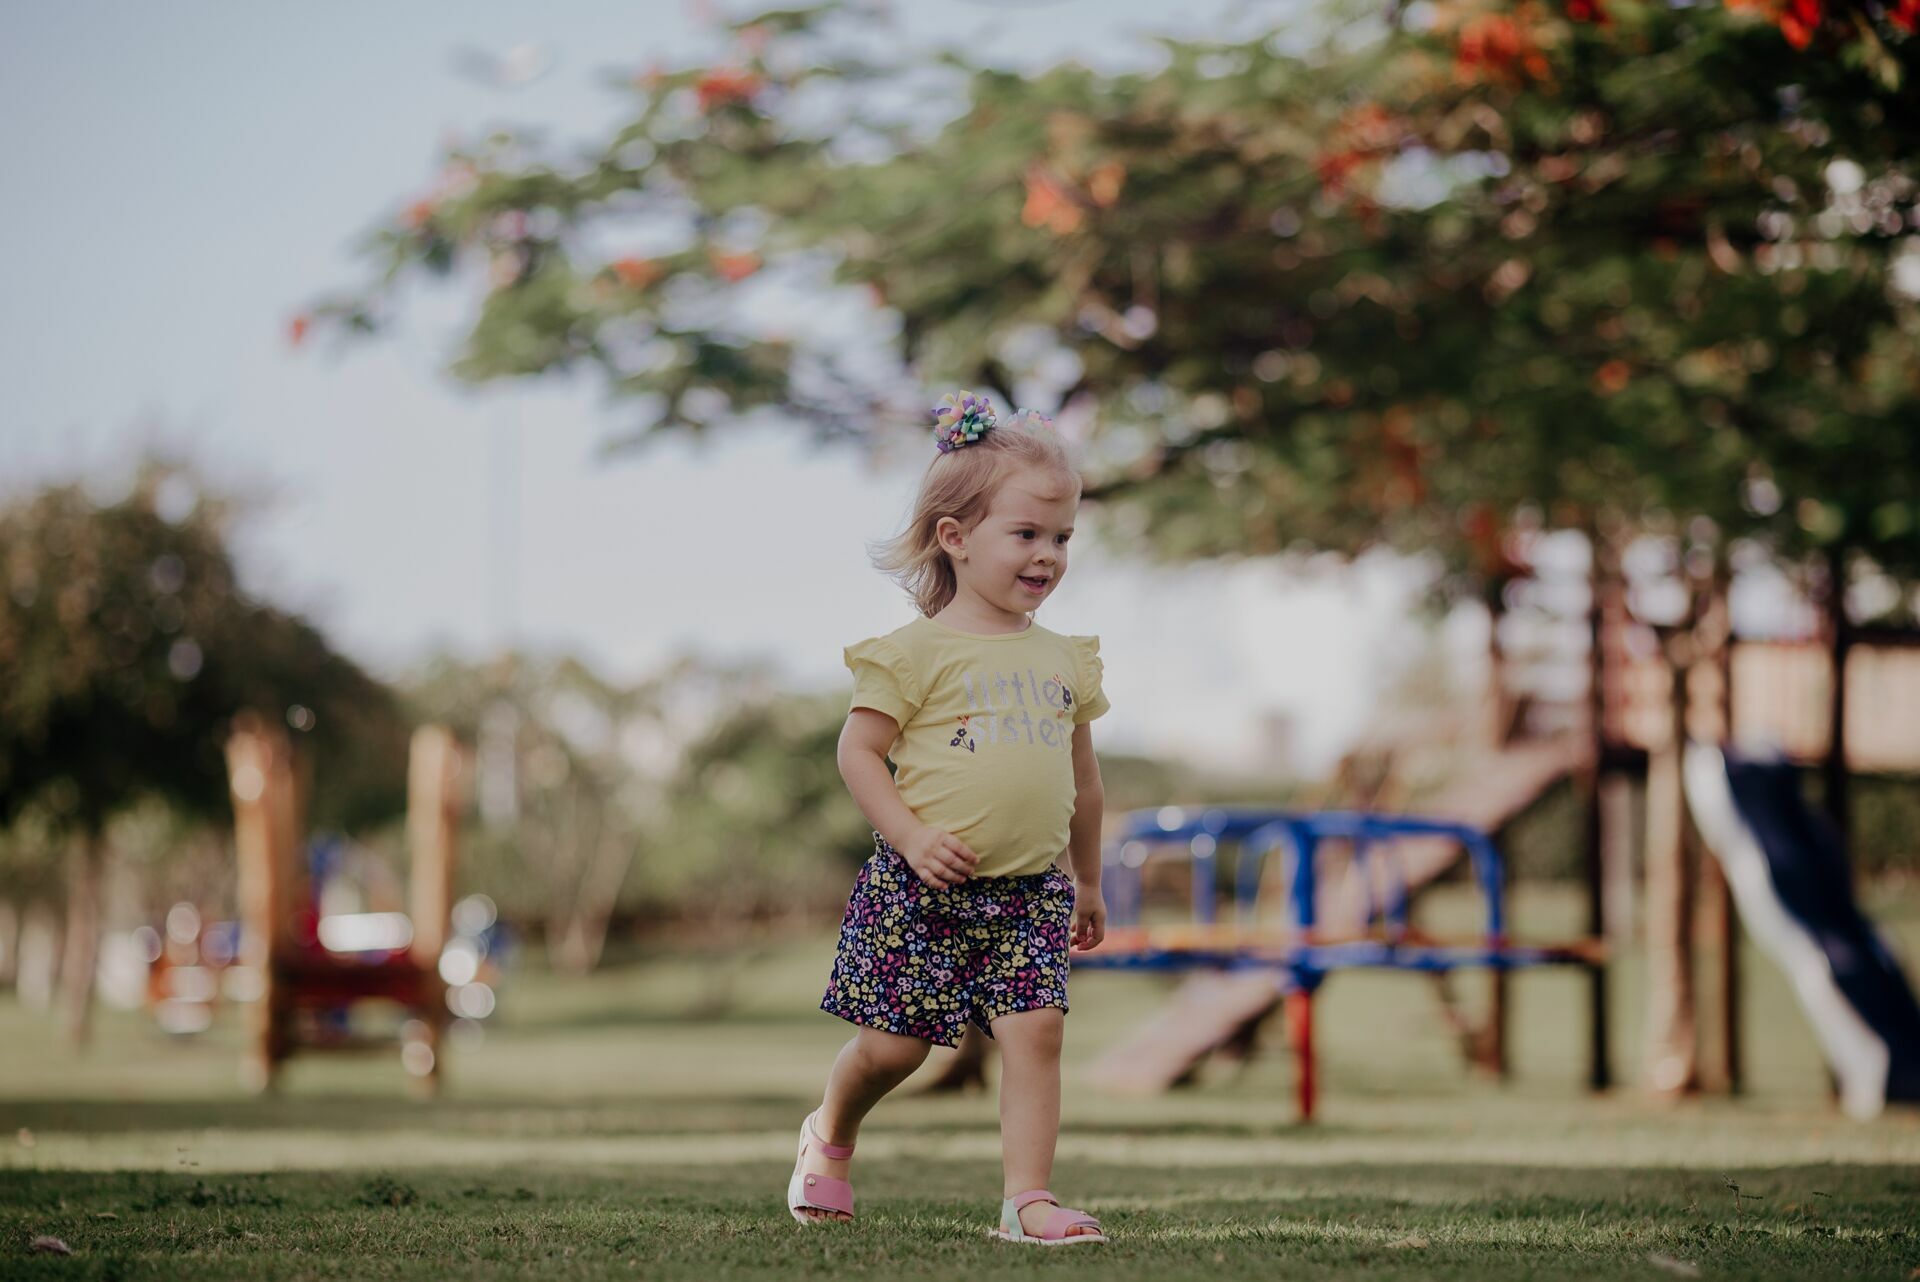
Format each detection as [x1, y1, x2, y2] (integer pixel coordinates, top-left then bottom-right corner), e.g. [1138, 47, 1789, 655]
[4, 0, 1919, 1222]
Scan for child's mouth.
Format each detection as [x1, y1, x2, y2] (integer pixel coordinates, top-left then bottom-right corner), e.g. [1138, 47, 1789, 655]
[1018, 576, 1049, 593]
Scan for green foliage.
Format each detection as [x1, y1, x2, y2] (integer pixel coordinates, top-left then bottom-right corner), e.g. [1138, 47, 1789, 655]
[311, 0, 1920, 596]
[402, 651, 669, 938]
[1810, 768, 1920, 879]
[647, 689, 873, 912]
[1490, 774, 1590, 881]
[398, 650, 885, 929]
[0, 807, 68, 904]
[0, 465, 407, 844]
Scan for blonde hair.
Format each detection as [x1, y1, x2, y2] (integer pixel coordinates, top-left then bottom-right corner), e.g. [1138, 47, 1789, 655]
[870, 418, 1082, 617]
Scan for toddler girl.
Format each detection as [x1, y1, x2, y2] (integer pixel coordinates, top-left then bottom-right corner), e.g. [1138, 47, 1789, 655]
[785, 391, 1110, 1245]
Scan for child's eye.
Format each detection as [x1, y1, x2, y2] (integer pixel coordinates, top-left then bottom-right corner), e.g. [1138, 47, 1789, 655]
[1018, 530, 1035, 539]
[1055, 534, 1070, 544]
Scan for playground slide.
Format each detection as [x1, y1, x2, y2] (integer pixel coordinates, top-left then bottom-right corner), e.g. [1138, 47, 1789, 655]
[1085, 971, 1288, 1094]
[1315, 734, 1587, 930]
[1683, 743, 1920, 1120]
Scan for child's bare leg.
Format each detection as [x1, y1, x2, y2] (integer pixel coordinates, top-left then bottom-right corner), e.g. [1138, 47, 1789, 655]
[991, 1007, 1096, 1237]
[798, 1027, 931, 1221]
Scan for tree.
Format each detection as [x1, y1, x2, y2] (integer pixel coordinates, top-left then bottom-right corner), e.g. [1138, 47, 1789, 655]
[404, 650, 677, 973]
[0, 464, 407, 1047]
[652, 685, 876, 915]
[304, 0, 1917, 599]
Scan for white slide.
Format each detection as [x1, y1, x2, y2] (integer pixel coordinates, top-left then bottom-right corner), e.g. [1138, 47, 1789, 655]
[1683, 742, 1898, 1119]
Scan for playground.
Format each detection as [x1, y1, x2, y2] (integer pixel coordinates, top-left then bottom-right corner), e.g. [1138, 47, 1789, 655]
[8, 0, 1920, 1278]
[6, 889, 1919, 1281]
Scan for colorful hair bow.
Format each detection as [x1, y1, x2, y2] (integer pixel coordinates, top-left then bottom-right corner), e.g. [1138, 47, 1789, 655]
[932, 390, 998, 453]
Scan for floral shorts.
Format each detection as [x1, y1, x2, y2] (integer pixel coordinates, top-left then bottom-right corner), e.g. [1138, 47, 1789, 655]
[819, 833, 1075, 1048]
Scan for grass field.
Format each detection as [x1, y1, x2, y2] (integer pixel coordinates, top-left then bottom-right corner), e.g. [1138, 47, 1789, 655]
[4, 883, 1919, 1279]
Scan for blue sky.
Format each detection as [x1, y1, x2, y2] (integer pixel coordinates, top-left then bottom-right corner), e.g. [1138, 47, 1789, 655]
[0, 0, 1452, 776]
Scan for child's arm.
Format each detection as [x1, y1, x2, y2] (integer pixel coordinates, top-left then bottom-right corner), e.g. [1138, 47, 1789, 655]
[837, 708, 979, 888]
[1067, 721, 1107, 950]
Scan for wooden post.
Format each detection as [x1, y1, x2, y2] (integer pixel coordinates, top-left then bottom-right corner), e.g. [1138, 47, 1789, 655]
[1644, 630, 1699, 1097]
[1690, 572, 1741, 1095]
[1728, 564, 1743, 1097]
[227, 713, 301, 1093]
[1822, 547, 1852, 846]
[0, 899, 17, 988]
[1582, 538, 1620, 1092]
[405, 725, 464, 1098]
[1480, 588, 1513, 1080]
[1693, 831, 1737, 1093]
[57, 826, 106, 1052]
[1486, 586, 1515, 748]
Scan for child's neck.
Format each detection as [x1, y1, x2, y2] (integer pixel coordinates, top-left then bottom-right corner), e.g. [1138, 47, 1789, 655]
[933, 588, 1032, 636]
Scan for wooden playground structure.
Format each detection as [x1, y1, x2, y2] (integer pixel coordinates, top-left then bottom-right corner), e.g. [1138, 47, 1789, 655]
[1073, 550, 1920, 1119]
[224, 712, 466, 1094]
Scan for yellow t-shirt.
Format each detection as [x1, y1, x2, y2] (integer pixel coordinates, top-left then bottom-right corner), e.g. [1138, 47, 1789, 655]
[843, 615, 1111, 879]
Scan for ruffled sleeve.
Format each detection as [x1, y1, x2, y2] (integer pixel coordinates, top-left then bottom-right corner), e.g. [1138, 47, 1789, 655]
[1070, 635, 1111, 725]
[842, 635, 923, 729]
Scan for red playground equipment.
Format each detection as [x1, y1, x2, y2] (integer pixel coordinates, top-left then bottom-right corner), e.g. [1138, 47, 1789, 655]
[224, 712, 466, 1094]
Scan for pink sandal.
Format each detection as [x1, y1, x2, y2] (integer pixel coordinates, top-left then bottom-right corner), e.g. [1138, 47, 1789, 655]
[990, 1188, 1109, 1245]
[786, 1109, 855, 1224]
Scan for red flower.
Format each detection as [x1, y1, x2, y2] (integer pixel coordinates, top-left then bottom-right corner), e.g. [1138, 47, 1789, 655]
[695, 67, 763, 112]
[610, 257, 663, 289]
[1462, 503, 1522, 578]
[1314, 103, 1402, 200]
[1453, 13, 1551, 86]
[287, 314, 310, 348]
[1087, 161, 1126, 207]
[1772, 0, 1823, 45]
[1316, 151, 1365, 198]
[1021, 165, 1084, 235]
[709, 250, 762, 282]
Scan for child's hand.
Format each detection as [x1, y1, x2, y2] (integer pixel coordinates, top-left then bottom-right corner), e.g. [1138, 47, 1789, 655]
[900, 825, 978, 888]
[1070, 882, 1106, 951]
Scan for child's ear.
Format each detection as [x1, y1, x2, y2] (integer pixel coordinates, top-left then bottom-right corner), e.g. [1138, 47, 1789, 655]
[935, 515, 966, 558]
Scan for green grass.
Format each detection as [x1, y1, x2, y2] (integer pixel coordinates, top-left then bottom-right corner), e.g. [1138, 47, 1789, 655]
[3, 883, 1919, 1279]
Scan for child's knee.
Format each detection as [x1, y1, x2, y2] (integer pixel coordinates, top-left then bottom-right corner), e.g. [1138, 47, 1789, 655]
[854, 1028, 932, 1076]
[993, 1007, 1064, 1058]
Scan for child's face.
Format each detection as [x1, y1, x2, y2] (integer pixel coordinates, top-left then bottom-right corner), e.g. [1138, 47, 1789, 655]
[950, 467, 1077, 614]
